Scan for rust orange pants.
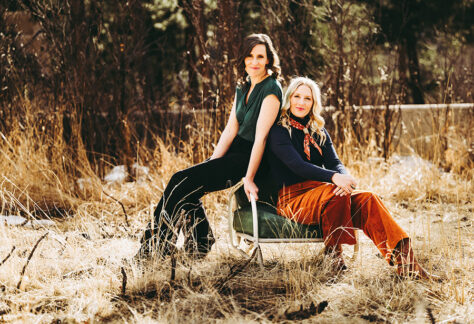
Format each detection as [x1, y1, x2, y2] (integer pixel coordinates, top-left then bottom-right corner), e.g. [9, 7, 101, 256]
[277, 181, 408, 263]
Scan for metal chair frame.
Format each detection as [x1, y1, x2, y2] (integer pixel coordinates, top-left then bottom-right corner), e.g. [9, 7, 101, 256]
[227, 180, 359, 269]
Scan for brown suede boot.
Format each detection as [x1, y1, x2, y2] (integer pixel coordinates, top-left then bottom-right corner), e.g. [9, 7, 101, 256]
[393, 238, 440, 280]
[324, 244, 347, 272]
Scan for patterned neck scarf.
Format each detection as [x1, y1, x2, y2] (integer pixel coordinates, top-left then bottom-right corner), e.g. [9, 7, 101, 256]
[289, 117, 323, 159]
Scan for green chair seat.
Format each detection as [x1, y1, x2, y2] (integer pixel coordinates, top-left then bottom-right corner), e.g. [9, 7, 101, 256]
[233, 203, 323, 239]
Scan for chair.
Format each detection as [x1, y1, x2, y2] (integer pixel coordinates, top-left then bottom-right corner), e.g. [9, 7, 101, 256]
[227, 180, 359, 269]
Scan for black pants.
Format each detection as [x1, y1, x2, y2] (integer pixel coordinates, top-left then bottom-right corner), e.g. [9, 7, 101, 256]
[141, 136, 254, 255]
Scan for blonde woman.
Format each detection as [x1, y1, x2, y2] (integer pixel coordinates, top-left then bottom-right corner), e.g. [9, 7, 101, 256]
[267, 77, 434, 279]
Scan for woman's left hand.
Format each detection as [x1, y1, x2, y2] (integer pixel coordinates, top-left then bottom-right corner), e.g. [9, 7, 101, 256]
[332, 173, 358, 196]
[243, 177, 259, 201]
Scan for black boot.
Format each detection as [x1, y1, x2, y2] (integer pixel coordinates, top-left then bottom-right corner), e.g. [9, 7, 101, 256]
[135, 222, 173, 260]
[183, 203, 215, 259]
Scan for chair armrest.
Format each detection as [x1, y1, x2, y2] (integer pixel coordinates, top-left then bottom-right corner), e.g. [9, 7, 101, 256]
[250, 193, 259, 242]
[228, 181, 260, 244]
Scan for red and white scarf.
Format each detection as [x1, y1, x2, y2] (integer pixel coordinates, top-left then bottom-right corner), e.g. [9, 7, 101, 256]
[289, 118, 323, 160]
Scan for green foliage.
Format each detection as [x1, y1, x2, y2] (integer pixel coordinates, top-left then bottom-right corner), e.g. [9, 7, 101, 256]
[145, 0, 187, 31]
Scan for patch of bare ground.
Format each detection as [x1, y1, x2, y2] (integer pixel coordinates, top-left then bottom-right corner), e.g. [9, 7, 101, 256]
[0, 188, 471, 323]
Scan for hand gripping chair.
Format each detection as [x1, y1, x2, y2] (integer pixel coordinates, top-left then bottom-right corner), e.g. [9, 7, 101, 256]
[227, 180, 359, 269]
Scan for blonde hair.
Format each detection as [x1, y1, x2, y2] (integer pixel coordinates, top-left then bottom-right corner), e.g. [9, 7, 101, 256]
[279, 77, 326, 145]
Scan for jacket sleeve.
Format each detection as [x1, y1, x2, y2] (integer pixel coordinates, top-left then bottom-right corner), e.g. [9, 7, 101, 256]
[269, 126, 338, 183]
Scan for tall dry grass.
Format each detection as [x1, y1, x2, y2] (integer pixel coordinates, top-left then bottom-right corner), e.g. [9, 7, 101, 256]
[0, 99, 472, 323]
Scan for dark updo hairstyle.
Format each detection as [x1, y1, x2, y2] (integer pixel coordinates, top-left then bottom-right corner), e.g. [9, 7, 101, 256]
[237, 33, 281, 85]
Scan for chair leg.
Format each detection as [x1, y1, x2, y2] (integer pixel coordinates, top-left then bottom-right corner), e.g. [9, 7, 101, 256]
[256, 245, 264, 270]
[232, 234, 252, 259]
[238, 238, 252, 254]
[351, 230, 359, 261]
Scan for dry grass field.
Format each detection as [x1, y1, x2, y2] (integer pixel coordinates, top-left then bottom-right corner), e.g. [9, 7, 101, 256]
[0, 106, 472, 323]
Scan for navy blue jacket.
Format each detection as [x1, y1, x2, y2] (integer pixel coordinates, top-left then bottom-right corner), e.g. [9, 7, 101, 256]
[267, 115, 347, 190]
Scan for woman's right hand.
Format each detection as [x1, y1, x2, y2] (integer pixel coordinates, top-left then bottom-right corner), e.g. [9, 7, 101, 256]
[243, 177, 259, 201]
[332, 173, 358, 196]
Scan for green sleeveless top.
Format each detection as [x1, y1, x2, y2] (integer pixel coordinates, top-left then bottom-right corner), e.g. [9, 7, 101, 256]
[235, 76, 283, 142]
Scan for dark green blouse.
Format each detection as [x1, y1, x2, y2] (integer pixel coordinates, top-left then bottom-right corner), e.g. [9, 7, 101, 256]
[235, 76, 283, 142]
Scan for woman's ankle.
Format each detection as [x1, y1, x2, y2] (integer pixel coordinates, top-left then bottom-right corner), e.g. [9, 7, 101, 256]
[324, 244, 342, 255]
[393, 238, 416, 265]
[324, 244, 346, 271]
[393, 238, 438, 280]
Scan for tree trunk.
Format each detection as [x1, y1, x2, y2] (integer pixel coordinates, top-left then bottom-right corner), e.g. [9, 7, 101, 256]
[397, 41, 409, 103]
[216, 0, 240, 126]
[404, 35, 425, 104]
[185, 23, 200, 107]
[181, 0, 211, 109]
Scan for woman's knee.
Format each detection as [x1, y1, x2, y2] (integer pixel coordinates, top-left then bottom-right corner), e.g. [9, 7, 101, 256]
[165, 168, 205, 204]
[354, 191, 378, 202]
[350, 191, 376, 212]
[169, 169, 192, 187]
[329, 189, 352, 203]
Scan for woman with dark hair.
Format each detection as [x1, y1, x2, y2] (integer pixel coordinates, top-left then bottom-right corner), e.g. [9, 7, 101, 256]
[137, 34, 283, 259]
[268, 77, 435, 279]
